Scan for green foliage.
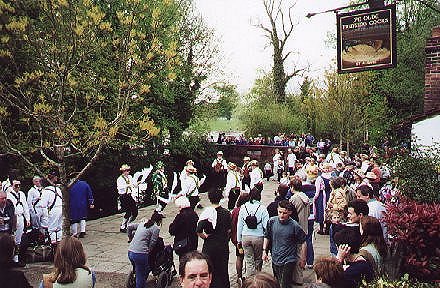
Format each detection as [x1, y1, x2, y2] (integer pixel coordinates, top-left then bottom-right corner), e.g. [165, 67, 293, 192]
[214, 84, 239, 120]
[361, 274, 437, 287]
[0, 0, 217, 234]
[238, 72, 306, 136]
[367, 0, 440, 142]
[392, 147, 440, 203]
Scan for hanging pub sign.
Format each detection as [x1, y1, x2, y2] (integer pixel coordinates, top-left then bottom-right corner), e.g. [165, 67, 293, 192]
[337, 4, 396, 73]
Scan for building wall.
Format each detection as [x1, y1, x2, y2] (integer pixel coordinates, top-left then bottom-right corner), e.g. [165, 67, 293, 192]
[425, 26, 440, 113]
[412, 114, 440, 148]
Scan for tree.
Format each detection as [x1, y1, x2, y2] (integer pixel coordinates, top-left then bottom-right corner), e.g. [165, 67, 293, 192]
[214, 84, 239, 120]
[258, 0, 302, 103]
[0, 0, 199, 236]
[239, 72, 306, 136]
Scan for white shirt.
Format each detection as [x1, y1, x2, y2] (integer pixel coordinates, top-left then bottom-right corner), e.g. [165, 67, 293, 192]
[325, 152, 343, 167]
[272, 153, 281, 166]
[211, 158, 227, 170]
[181, 174, 205, 197]
[7, 190, 30, 222]
[287, 153, 297, 168]
[250, 167, 263, 189]
[117, 174, 137, 196]
[39, 185, 63, 210]
[368, 199, 386, 219]
[27, 185, 43, 211]
[224, 170, 241, 194]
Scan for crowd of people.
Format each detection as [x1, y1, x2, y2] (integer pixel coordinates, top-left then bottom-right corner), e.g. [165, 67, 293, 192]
[115, 144, 395, 288]
[0, 173, 94, 268]
[0, 140, 399, 288]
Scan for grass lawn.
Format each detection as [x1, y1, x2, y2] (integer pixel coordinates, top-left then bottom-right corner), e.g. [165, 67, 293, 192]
[208, 117, 243, 132]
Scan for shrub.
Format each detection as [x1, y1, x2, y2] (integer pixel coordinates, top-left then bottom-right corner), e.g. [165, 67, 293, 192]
[361, 274, 437, 287]
[384, 198, 440, 281]
[392, 151, 440, 203]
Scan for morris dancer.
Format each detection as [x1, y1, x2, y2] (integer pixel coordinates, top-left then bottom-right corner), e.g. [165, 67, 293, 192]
[180, 166, 206, 210]
[249, 160, 264, 190]
[8, 180, 30, 266]
[116, 164, 138, 233]
[211, 151, 227, 189]
[241, 156, 251, 191]
[152, 161, 169, 213]
[39, 173, 63, 245]
[224, 162, 242, 210]
[27, 176, 45, 233]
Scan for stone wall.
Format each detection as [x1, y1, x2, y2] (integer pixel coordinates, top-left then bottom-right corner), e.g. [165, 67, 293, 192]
[425, 26, 440, 113]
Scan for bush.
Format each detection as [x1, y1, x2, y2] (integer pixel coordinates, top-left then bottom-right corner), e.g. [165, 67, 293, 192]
[384, 198, 440, 281]
[361, 274, 437, 287]
[392, 151, 440, 203]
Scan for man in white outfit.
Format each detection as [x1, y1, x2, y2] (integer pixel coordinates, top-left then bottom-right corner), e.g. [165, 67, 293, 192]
[39, 173, 63, 244]
[180, 166, 205, 210]
[287, 148, 297, 175]
[224, 162, 242, 210]
[249, 160, 263, 190]
[116, 164, 138, 233]
[27, 176, 44, 232]
[8, 180, 30, 265]
[272, 149, 281, 179]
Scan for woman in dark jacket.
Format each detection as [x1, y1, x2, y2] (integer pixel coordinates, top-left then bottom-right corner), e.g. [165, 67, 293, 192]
[169, 196, 198, 258]
[197, 188, 232, 288]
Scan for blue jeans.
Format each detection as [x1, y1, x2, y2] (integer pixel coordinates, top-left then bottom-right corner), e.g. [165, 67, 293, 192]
[306, 219, 315, 265]
[128, 251, 150, 288]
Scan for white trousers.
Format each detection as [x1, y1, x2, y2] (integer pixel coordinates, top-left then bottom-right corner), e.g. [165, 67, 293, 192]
[30, 207, 45, 230]
[47, 207, 63, 243]
[15, 215, 24, 245]
[70, 220, 86, 236]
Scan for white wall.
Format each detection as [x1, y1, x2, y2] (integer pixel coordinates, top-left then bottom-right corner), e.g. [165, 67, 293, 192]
[411, 114, 440, 148]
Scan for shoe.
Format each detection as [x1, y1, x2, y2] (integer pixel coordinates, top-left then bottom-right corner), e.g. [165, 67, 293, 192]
[317, 230, 326, 235]
[196, 204, 203, 209]
[305, 264, 314, 269]
[79, 232, 86, 238]
[120, 228, 127, 233]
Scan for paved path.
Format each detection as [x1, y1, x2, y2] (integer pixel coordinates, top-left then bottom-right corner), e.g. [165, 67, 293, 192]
[25, 180, 331, 287]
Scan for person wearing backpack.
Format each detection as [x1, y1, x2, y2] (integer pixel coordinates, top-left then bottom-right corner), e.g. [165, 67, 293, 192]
[237, 188, 269, 278]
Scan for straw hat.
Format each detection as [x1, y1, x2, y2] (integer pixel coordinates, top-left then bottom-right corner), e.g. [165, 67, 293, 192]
[365, 172, 377, 180]
[243, 156, 251, 161]
[217, 151, 223, 155]
[120, 164, 131, 171]
[186, 160, 194, 166]
[227, 162, 237, 170]
[250, 160, 259, 166]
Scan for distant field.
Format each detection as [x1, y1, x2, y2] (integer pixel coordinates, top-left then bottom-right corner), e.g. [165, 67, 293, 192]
[208, 117, 243, 132]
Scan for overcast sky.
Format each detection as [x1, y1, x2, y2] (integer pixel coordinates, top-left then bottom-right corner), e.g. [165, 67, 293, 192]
[194, 0, 349, 94]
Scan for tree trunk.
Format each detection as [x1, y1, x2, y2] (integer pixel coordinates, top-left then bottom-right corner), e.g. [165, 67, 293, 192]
[54, 145, 70, 238]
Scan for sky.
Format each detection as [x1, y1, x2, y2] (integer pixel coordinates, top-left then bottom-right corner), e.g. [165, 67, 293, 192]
[194, 0, 349, 94]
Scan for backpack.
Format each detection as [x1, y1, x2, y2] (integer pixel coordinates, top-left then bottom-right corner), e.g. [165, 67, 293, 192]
[244, 204, 261, 229]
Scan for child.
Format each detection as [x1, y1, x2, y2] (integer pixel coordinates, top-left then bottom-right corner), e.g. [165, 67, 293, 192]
[329, 212, 344, 256]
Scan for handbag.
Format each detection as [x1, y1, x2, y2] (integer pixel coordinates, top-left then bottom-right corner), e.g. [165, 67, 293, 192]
[173, 237, 189, 255]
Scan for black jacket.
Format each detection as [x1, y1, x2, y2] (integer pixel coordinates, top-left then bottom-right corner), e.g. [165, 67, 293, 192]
[169, 207, 199, 255]
[0, 200, 17, 234]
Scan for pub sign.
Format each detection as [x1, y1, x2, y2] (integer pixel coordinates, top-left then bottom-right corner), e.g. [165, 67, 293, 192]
[337, 4, 396, 73]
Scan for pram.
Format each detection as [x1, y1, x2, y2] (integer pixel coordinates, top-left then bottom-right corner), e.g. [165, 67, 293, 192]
[126, 237, 176, 288]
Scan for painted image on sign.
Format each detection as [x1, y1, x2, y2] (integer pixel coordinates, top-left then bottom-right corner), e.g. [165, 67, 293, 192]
[337, 5, 396, 73]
